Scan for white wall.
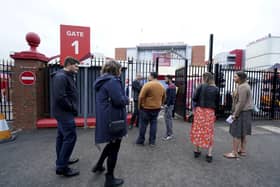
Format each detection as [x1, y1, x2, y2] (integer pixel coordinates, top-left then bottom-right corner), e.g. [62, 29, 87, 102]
[126, 48, 137, 59]
[246, 37, 280, 69]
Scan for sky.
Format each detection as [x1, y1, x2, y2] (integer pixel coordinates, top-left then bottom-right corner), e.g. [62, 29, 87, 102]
[0, 0, 279, 59]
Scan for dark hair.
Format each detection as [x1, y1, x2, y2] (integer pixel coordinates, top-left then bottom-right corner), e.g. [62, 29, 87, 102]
[236, 71, 247, 83]
[150, 72, 158, 79]
[166, 75, 172, 80]
[101, 60, 122, 76]
[64, 56, 79, 67]
[203, 72, 215, 85]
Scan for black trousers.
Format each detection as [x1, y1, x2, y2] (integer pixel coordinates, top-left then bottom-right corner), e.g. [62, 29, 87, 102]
[96, 139, 122, 175]
[130, 101, 139, 126]
[56, 118, 77, 169]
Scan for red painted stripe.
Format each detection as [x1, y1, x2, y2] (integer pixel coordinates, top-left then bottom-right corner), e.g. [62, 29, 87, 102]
[36, 114, 132, 128]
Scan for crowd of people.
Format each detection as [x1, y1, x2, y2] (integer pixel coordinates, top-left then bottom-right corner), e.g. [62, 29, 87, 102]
[51, 58, 254, 187]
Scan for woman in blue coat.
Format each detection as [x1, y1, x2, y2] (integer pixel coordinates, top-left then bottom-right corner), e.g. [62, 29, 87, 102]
[93, 60, 129, 187]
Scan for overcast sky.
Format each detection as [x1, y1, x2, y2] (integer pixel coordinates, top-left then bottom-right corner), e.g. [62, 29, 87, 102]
[1, 0, 279, 59]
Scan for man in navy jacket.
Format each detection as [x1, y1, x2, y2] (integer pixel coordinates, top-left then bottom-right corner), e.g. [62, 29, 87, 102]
[163, 75, 176, 141]
[52, 57, 80, 177]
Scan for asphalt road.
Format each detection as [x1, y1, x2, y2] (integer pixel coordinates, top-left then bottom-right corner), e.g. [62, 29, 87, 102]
[0, 118, 279, 187]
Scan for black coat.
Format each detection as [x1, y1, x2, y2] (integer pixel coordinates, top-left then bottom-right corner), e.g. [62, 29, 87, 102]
[94, 74, 129, 144]
[132, 79, 142, 101]
[51, 69, 78, 121]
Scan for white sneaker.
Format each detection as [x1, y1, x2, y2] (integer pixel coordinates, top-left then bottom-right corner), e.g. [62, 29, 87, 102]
[162, 135, 173, 141]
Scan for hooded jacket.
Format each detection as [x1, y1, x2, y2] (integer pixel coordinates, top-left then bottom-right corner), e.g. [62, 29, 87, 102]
[51, 69, 78, 121]
[94, 74, 129, 144]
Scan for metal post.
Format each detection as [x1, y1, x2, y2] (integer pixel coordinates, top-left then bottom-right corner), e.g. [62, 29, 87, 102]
[156, 57, 159, 75]
[214, 64, 220, 117]
[208, 34, 214, 73]
[214, 64, 219, 86]
[183, 59, 188, 120]
[270, 68, 277, 120]
[84, 67, 88, 128]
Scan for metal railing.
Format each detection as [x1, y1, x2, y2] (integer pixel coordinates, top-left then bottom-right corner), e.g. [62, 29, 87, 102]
[175, 63, 280, 120]
[0, 59, 14, 121]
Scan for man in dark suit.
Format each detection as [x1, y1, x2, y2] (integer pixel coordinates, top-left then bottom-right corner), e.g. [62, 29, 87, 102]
[52, 57, 80, 177]
[129, 74, 143, 129]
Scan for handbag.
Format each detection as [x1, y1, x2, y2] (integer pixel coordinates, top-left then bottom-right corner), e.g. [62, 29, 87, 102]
[108, 97, 126, 137]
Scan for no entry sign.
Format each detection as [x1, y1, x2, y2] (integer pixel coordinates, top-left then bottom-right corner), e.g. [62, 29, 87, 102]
[19, 71, 36, 85]
[60, 24, 91, 66]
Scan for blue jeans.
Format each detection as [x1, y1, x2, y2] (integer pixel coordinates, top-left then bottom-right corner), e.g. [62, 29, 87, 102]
[56, 118, 77, 169]
[137, 110, 160, 145]
[164, 105, 174, 136]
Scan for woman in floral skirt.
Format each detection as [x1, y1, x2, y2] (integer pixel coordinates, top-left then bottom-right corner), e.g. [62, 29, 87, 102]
[190, 72, 219, 163]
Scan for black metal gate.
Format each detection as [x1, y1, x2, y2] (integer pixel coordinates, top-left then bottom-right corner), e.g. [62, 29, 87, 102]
[46, 58, 156, 118]
[215, 64, 280, 120]
[174, 64, 207, 119]
[175, 62, 280, 121]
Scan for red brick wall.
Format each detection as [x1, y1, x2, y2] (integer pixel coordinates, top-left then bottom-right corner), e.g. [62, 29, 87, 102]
[12, 60, 47, 129]
[115, 48, 127, 60]
[191, 46, 206, 66]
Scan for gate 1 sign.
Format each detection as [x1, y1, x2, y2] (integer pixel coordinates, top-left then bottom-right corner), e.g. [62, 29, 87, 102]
[60, 24, 90, 66]
[19, 71, 36, 85]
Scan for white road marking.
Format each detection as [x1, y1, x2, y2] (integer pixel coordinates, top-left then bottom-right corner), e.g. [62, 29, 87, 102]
[218, 126, 272, 135]
[258, 126, 280, 134]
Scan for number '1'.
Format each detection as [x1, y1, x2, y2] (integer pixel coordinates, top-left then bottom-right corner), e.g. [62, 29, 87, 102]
[71, 40, 79, 55]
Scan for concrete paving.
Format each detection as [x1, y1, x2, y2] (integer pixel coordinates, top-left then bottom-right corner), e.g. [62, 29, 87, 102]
[0, 118, 279, 187]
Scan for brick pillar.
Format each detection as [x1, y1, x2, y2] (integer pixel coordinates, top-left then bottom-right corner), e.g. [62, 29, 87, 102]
[10, 32, 49, 129]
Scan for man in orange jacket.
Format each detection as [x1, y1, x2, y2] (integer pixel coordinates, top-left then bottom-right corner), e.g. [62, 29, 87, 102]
[136, 72, 166, 146]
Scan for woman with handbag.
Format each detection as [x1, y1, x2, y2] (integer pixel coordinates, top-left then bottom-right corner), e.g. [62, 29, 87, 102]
[224, 71, 253, 159]
[190, 72, 219, 163]
[93, 60, 129, 187]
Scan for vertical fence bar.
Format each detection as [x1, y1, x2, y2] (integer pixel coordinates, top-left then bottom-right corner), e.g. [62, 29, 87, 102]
[208, 34, 214, 73]
[270, 68, 277, 119]
[83, 66, 88, 128]
[183, 59, 188, 120]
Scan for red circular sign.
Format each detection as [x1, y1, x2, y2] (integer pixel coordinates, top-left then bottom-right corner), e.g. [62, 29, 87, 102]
[19, 71, 36, 85]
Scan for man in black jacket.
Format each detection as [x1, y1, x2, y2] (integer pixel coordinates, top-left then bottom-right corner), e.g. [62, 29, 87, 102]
[129, 74, 142, 129]
[163, 75, 177, 141]
[52, 57, 80, 177]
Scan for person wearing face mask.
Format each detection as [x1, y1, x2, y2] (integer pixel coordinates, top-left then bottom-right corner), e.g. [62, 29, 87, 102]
[163, 75, 177, 141]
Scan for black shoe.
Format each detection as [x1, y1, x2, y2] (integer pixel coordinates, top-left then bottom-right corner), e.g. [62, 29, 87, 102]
[68, 158, 79, 165]
[105, 174, 124, 187]
[206, 155, 213, 163]
[56, 167, 80, 177]
[92, 165, 106, 173]
[194, 151, 201, 158]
